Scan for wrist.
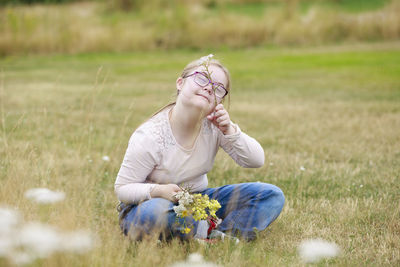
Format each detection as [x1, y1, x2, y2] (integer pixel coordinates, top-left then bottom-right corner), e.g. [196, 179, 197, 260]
[150, 184, 162, 198]
[224, 123, 236, 135]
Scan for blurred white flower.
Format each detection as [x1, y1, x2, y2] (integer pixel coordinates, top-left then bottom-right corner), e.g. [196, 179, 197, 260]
[0, 238, 13, 257]
[61, 230, 93, 253]
[0, 207, 21, 235]
[0, 207, 20, 257]
[199, 54, 214, 65]
[102, 155, 110, 162]
[0, 205, 94, 265]
[16, 222, 61, 258]
[170, 252, 219, 267]
[8, 251, 35, 266]
[359, 184, 364, 188]
[298, 239, 340, 263]
[300, 166, 306, 171]
[15, 222, 94, 259]
[25, 188, 65, 204]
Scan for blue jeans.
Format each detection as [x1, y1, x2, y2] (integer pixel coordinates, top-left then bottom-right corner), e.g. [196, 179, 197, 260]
[118, 182, 285, 241]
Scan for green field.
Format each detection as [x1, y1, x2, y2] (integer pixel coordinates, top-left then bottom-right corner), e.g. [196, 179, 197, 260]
[1, 42, 400, 266]
[222, 0, 391, 16]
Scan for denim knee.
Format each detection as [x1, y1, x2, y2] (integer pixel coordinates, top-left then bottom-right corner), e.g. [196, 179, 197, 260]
[122, 198, 172, 238]
[261, 183, 285, 215]
[136, 198, 171, 225]
[273, 186, 285, 211]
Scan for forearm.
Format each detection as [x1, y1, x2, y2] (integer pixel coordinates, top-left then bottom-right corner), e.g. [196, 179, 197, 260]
[220, 124, 265, 168]
[115, 183, 156, 204]
[150, 184, 164, 198]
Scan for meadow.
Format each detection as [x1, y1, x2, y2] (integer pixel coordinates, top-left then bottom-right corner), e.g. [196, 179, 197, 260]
[0, 41, 399, 266]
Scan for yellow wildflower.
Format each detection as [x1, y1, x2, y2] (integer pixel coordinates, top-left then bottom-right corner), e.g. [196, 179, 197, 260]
[174, 187, 221, 234]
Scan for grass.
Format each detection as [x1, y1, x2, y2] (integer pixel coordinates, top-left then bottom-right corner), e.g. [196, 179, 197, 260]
[0, 41, 400, 266]
[299, 0, 391, 13]
[222, 0, 391, 16]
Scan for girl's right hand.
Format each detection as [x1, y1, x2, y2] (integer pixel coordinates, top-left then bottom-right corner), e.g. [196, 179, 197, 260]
[150, 184, 182, 202]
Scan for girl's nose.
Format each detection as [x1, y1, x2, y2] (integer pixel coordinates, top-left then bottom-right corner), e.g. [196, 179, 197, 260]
[203, 84, 213, 95]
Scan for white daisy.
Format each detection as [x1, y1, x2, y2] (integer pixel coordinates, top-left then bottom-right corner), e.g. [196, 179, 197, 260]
[24, 188, 65, 204]
[298, 239, 340, 263]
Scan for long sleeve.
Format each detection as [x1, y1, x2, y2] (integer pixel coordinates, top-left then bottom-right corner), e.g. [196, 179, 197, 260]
[218, 122, 265, 168]
[114, 130, 159, 204]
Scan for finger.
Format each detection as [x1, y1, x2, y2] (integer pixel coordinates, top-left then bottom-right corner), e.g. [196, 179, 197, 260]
[218, 119, 230, 127]
[211, 117, 219, 127]
[206, 113, 216, 123]
[216, 114, 229, 123]
[215, 104, 224, 111]
[173, 184, 182, 191]
[214, 109, 226, 118]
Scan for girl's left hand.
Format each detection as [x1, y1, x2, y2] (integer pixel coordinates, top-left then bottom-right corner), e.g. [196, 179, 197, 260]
[207, 104, 236, 135]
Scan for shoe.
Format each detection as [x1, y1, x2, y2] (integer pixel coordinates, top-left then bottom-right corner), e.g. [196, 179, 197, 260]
[195, 230, 239, 245]
[195, 238, 220, 244]
[208, 230, 240, 244]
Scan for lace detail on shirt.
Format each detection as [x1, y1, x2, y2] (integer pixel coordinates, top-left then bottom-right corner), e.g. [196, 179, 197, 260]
[145, 110, 176, 152]
[201, 118, 213, 135]
[139, 108, 215, 155]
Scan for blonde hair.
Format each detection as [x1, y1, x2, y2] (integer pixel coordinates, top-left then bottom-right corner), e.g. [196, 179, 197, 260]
[152, 58, 231, 117]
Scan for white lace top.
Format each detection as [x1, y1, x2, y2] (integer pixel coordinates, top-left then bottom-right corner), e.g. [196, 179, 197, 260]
[114, 106, 265, 204]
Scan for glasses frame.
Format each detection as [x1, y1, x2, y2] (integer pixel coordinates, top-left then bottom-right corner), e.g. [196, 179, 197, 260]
[183, 71, 228, 99]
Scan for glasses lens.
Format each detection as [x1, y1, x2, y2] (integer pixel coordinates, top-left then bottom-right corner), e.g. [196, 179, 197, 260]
[194, 73, 209, 87]
[215, 85, 227, 98]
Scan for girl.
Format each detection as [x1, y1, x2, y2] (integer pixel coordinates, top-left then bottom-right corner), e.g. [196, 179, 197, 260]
[115, 55, 284, 241]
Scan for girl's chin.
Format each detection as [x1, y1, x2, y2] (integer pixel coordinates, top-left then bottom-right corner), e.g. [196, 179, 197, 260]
[192, 101, 214, 114]
[182, 97, 214, 113]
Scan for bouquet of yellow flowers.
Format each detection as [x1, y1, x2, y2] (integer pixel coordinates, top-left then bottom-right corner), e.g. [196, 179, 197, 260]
[173, 188, 221, 234]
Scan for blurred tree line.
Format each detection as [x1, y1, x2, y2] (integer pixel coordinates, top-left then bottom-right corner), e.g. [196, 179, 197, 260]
[0, 0, 361, 8]
[1, 0, 75, 4]
[0, 0, 397, 55]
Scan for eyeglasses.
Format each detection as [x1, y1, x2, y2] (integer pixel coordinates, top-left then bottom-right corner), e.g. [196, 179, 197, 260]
[183, 72, 228, 99]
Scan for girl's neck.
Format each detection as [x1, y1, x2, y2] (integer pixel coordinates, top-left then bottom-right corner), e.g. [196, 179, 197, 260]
[169, 103, 204, 148]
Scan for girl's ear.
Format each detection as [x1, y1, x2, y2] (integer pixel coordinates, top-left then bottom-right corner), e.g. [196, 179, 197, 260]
[176, 77, 183, 94]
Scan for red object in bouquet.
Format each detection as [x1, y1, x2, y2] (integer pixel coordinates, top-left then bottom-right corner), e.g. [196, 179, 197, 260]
[207, 216, 218, 236]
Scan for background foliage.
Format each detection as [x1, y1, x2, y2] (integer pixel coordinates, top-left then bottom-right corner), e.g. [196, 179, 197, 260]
[0, 0, 399, 55]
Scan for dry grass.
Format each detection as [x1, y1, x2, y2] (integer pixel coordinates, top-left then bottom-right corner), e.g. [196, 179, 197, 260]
[0, 42, 399, 266]
[0, 1, 400, 55]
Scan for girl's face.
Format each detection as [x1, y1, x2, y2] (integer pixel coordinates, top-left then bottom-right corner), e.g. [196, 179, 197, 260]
[176, 64, 228, 115]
